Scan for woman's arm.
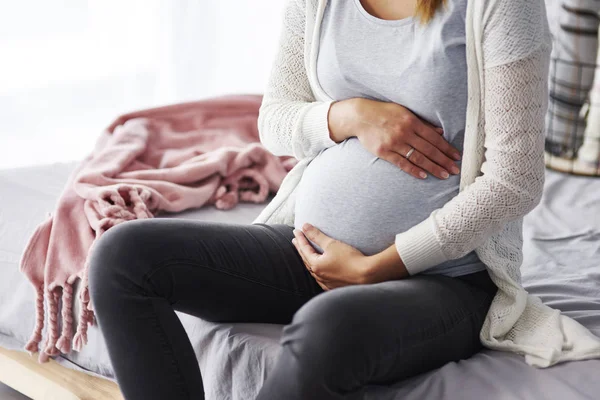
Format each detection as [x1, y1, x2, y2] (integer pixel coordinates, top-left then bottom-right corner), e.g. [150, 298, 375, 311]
[389, 1, 552, 275]
[258, 0, 338, 159]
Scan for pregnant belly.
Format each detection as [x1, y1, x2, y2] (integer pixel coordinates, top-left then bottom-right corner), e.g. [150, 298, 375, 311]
[294, 138, 462, 256]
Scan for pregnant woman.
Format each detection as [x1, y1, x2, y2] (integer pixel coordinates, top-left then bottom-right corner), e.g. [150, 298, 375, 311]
[88, 0, 571, 399]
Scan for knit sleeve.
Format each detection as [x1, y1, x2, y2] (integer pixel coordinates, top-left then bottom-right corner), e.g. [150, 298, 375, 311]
[396, 46, 551, 274]
[257, 0, 336, 160]
[394, 0, 552, 274]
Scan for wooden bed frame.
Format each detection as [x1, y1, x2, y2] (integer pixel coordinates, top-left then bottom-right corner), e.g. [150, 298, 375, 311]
[0, 347, 123, 400]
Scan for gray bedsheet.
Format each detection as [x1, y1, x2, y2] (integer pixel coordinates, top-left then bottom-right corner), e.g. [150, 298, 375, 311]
[1, 162, 599, 400]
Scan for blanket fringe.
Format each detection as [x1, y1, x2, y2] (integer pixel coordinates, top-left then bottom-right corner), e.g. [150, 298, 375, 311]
[26, 279, 79, 361]
[72, 308, 92, 352]
[73, 261, 93, 352]
[129, 187, 152, 218]
[27, 186, 169, 359]
[56, 279, 75, 354]
[43, 289, 61, 357]
[37, 334, 50, 363]
[24, 284, 45, 354]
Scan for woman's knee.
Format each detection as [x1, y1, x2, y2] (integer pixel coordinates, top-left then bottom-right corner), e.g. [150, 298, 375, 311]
[280, 288, 367, 373]
[88, 220, 156, 305]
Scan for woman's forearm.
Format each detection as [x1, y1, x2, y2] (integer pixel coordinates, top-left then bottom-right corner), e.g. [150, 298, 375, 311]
[395, 49, 548, 275]
[327, 98, 365, 143]
[365, 244, 410, 283]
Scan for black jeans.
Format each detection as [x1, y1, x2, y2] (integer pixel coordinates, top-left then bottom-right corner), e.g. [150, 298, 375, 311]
[88, 219, 498, 400]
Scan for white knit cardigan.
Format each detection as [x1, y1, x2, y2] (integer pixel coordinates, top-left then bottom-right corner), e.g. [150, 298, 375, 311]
[252, 0, 600, 367]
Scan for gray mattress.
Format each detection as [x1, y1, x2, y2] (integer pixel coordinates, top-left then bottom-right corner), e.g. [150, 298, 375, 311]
[1, 162, 599, 400]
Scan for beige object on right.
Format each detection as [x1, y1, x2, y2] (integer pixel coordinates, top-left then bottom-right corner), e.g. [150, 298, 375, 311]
[543, 0, 600, 175]
[579, 41, 600, 166]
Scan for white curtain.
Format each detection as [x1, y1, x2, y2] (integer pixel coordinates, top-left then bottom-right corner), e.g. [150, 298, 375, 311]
[0, 1, 285, 168]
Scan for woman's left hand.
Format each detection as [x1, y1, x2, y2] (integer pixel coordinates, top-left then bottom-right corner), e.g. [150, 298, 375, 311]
[292, 223, 372, 291]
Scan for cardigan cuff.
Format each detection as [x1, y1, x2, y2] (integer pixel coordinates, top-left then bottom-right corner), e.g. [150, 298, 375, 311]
[395, 214, 449, 275]
[301, 101, 337, 149]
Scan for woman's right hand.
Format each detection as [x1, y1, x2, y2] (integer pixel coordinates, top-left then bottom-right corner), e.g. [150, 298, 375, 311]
[328, 98, 462, 180]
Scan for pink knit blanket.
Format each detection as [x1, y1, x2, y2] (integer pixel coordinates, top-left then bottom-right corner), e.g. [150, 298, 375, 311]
[19, 95, 296, 363]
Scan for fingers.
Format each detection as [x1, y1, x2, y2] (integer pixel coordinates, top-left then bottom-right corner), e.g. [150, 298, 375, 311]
[405, 134, 461, 179]
[421, 119, 445, 136]
[306, 265, 330, 290]
[404, 144, 454, 180]
[293, 230, 319, 266]
[299, 224, 334, 250]
[292, 237, 330, 291]
[293, 238, 312, 271]
[415, 119, 461, 160]
[414, 120, 462, 162]
[383, 144, 454, 181]
[383, 150, 428, 179]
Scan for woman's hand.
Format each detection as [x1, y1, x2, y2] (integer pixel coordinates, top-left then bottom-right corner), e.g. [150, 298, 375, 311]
[291, 224, 372, 290]
[328, 98, 462, 180]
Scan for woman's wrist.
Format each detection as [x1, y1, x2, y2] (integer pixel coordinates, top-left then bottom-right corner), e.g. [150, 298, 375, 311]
[363, 244, 410, 283]
[327, 98, 366, 143]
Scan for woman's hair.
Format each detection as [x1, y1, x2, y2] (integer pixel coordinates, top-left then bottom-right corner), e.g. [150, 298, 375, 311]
[416, 0, 445, 23]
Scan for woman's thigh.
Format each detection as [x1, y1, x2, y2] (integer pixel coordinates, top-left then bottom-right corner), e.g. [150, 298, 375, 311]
[263, 271, 496, 397]
[88, 219, 326, 400]
[89, 218, 324, 325]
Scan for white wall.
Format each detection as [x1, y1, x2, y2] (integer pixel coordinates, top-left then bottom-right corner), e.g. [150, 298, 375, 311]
[0, 1, 286, 168]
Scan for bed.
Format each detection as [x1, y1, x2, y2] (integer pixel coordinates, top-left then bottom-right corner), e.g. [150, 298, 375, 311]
[1, 161, 599, 400]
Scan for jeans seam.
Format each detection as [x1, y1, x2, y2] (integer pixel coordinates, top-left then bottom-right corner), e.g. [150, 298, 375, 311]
[146, 298, 193, 400]
[142, 257, 310, 298]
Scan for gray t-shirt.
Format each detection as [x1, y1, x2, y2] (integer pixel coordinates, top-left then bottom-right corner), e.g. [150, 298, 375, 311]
[294, 0, 486, 277]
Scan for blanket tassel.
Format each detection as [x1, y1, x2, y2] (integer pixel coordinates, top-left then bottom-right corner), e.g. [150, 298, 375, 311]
[24, 284, 45, 354]
[43, 289, 61, 357]
[72, 278, 91, 352]
[72, 253, 95, 352]
[56, 279, 75, 354]
[72, 307, 91, 352]
[37, 334, 50, 363]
